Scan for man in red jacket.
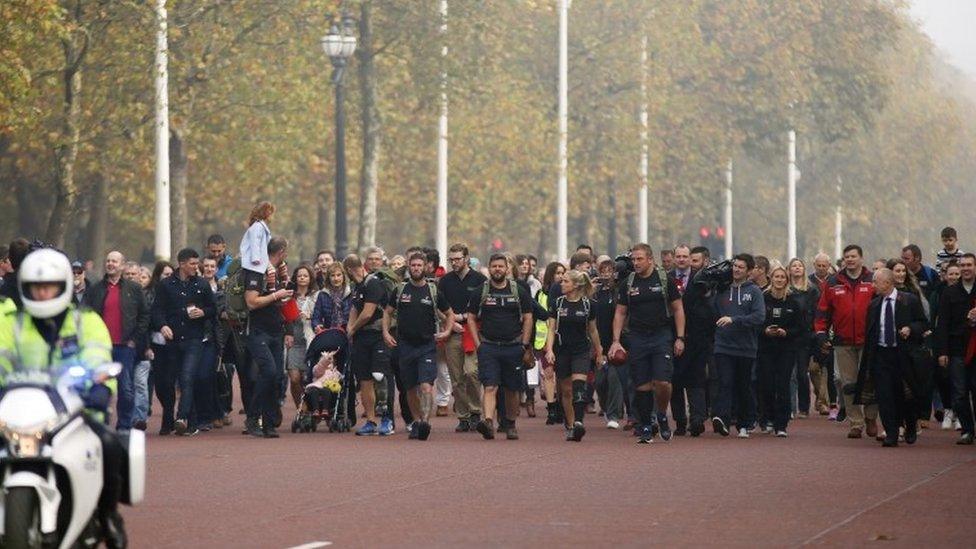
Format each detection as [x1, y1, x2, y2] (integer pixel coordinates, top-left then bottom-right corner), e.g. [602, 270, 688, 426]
[815, 244, 879, 439]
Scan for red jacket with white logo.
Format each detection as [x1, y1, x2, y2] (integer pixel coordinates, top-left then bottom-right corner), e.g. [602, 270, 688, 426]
[814, 267, 874, 346]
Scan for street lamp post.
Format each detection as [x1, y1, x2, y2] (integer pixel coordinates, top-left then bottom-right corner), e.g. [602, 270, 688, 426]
[556, 0, 570, 261]
[321, 15, 357, 259]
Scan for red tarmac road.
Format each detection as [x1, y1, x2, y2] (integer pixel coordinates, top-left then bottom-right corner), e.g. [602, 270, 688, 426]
[128, 403, 975, 548]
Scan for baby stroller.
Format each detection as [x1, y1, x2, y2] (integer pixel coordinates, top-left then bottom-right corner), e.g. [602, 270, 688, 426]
[291, 328, 352, 433]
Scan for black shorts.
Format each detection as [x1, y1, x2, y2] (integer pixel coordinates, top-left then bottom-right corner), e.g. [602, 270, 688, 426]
[627, 330, 674, 386]
[555, 348, 592, 379]
[477, 342, 524, 390]
[398, 340, 437, 389]
[351, 330, 391, 380]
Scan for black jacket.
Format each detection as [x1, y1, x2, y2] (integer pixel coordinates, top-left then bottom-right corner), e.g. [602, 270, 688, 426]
[855, 291, 928, 403]
[151, 274, 216, 342]
[682, 270, 717, 345]
[759, 292, 804, 350]
[83, 277, 150, 346]
[934, 282, 976, 358]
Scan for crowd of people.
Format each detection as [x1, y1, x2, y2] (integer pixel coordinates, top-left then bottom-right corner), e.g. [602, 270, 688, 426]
[1, 202, 973, 449]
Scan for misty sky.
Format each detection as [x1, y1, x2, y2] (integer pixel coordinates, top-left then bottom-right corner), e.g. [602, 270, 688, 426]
[910, 0, 976, 78]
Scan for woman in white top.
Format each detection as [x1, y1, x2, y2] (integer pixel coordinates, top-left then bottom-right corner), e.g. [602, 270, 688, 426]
[240, 201, 274, 275]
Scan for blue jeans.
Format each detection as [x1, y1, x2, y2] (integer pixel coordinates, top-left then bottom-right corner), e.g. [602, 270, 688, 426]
[246, 329, 284, 429]
[173, 339, 204, 423]
[112, 345, 137, 430]
[133, 359, 150, 424]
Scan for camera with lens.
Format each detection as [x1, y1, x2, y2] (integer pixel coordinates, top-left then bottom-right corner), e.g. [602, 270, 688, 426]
[613, 253, 634, 280]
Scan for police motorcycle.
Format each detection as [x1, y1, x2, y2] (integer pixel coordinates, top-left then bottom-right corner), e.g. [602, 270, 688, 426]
[0, 360, 144, 548]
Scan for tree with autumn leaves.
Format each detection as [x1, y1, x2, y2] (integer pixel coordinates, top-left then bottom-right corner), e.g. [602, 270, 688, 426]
[1, 0, 973, 266]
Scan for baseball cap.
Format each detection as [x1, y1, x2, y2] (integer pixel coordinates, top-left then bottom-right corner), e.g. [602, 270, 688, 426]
[71, 260, 85, 273]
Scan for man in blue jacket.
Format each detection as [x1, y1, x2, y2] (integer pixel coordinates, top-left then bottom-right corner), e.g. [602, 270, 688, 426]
[711, 253, 766, 438]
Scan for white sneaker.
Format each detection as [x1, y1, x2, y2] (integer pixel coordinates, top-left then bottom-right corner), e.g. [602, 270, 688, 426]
[955, 419, 962, 431]
[606, 420, 620, 430]
[738, 427, 750, 438]
[942, 411, 954, 430]
[775, 430, 787, 437]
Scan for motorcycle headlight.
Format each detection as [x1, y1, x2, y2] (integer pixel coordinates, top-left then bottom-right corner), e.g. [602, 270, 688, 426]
[0, 421, 50, 458]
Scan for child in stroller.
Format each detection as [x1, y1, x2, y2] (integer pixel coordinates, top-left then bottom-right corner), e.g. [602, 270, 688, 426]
[292, 328, 348, 433]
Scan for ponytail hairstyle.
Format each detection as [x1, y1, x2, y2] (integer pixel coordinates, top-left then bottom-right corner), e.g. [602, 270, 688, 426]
[565, 269, 594, 299]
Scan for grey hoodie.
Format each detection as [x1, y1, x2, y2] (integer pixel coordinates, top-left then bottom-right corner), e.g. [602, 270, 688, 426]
[713, 280, 766, 358]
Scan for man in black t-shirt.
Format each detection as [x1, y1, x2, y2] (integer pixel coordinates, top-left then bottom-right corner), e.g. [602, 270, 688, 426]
[382, 253, 454, 441]
[438, 243, 487, 431]
[609, 243, 686, 444]
[467, 254, 534, 440]
[243, 237, 293, 439]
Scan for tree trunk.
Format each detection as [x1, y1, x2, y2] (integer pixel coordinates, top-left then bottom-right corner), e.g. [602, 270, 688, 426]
[170, 127, 189, 256]
[86, 169, 109, 266]
[356, 1, 380, 252]
[46, 42, 83, 248]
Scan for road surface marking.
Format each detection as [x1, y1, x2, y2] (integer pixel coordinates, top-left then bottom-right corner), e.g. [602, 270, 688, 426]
[799, 456, 975, 546]
[286, 542, 332, 549]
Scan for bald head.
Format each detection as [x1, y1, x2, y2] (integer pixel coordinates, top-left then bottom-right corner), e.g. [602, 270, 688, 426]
[872, 267, 894, 296]
[105, 250, 125, 279]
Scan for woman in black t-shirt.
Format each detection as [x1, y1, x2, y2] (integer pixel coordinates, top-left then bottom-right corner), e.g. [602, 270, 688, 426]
[545, 270, 603, 442]
[758, 263, 803, 437]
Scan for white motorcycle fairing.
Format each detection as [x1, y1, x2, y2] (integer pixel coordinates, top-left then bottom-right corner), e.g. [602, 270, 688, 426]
[1, 469, 61, 535]
[52, 415, 103, 548]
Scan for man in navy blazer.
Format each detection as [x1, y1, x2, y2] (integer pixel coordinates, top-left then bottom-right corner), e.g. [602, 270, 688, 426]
[855, 268, 928, 447]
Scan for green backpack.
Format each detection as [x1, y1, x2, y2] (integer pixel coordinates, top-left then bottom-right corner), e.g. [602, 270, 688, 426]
[223, 258, 250, 324]
[624, 267, 672, 318]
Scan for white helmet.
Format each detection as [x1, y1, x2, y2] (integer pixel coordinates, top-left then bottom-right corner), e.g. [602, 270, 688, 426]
[18, 249, 74, 319]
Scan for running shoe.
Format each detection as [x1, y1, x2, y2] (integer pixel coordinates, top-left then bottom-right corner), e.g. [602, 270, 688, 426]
[356, 420, 379, 436]
[572, 421, 586, 442]
[737, 425, 750, 438]
[565, 427, 574, 441]
[476, 418, 495, 440]
[942, 410, 954, 430]
[417, 421, 431, 441]
[505, 426, 519, 440]
[379, 417, 395, 436]
[606, 419, 620, 430]
[455, 419, 470, 433]
[174, 419, 188, 436]
[712, 417, 729, 437]
[957, 433, 974, 445]
[689, 421, 705, 437]
[637, 425, 654, 444]
[775, 430, 788, 438]
[408, 422, 419, 440]
[658, 419, 672, 442]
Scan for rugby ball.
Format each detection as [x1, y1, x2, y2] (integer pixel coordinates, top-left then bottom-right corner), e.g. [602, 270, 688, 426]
[608, 347, 628, 366]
